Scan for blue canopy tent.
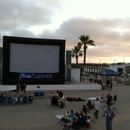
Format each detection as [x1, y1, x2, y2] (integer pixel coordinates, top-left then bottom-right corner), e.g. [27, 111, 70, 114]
[97, 69, 120, 76]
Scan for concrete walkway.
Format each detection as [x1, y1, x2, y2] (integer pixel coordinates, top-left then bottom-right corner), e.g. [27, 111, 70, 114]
[0, 84, 130, 130]
[0, 83, 101, 91]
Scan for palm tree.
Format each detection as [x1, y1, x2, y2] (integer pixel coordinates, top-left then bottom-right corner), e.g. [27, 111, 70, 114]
[71, 43, 83, 64]
[79, 34, 95, 65]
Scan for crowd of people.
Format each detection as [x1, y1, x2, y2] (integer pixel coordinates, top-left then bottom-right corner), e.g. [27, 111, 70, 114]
[13, 82, 27, 102]
[0, 82, 27, 103]
[0, 92, 10, 103]
[1, 78, 116, 130]
[61, 107, 91, 129]
[58, 92, 117, 130]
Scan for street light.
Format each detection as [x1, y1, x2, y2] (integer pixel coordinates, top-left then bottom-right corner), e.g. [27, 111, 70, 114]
[102, 69, 106, 84]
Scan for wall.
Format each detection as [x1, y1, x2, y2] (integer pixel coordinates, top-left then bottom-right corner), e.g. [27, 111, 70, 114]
[66, 50, 71, 81]
[0, 47, 2, 81]
[110, 64, 130, 74]
[71, 68, 80, 82]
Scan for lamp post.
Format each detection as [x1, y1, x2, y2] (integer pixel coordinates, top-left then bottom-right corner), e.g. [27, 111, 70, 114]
[103, 69, 106, 84]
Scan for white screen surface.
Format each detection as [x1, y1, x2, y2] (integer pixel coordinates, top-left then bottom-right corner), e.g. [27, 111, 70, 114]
[10, 43, 59, 73]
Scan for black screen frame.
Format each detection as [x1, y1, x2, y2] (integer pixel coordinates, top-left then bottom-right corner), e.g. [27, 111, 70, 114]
[2, 36, 65, 84]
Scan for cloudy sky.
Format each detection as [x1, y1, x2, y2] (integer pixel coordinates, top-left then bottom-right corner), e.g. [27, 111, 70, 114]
[0, 0, 130, 64]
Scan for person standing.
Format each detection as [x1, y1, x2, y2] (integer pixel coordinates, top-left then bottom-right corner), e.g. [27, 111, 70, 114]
[16, 83, 20, 95]
[19, 73, 23, 85]
[109, 80, 113, 91]
[105, 103, 115, 130]
[82, 105, 87, 117]
[107, 79, 110, 90]
[23, 83, 27, 96]
[20, 83, 24, 97]
[49, 92, 53, 99]
[94, 97, 101, 119]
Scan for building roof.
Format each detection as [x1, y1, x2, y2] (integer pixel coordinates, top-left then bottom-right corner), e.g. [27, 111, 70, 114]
[97, 69, 120, 76]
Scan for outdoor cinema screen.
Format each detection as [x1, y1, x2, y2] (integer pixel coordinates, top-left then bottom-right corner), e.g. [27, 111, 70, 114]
[10, 44, 59, 73]
[2, 36, 65, 84]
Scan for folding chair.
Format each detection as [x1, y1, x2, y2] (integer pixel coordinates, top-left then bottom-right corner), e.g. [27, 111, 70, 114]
[28, 96, 33, 103]
[7, 97, 13, 105]
[14, 97, 21, 104]
[79, 116, 87, 130]
[22, 96, 28, 104]
[0, 96, 6, 104]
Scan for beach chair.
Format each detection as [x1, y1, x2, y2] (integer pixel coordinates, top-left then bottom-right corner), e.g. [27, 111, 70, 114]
[28, 96, 33, 103]
[0, 96, 6, 104]
[22, 96, 28, 104]
[79, 116, 87, 129]
[7, 97, 13, 105]
[14, 97, 21, 104]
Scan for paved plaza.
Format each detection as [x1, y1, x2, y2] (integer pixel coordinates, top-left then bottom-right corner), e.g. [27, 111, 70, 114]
[0, 84, 130, 130]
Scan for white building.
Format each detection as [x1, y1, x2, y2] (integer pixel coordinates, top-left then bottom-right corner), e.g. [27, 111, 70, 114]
[110, 62, 130, 74]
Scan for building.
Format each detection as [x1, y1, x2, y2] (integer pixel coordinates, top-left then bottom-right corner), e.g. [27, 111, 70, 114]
[110, 62, 130, 74]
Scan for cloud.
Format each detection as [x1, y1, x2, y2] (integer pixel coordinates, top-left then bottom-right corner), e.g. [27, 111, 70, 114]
[0, 0, 60, 30]
[38, 17, 130, 63]
[11, 29, 36, 38]
[0, 0, 130, 63]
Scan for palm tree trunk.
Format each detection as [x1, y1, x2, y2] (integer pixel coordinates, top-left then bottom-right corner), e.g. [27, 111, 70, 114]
[83, 45, 87, 64]
[76, 55, 78, 64]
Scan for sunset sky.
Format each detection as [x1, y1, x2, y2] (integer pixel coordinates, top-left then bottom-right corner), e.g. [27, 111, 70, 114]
[0, 0, 130, 64]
